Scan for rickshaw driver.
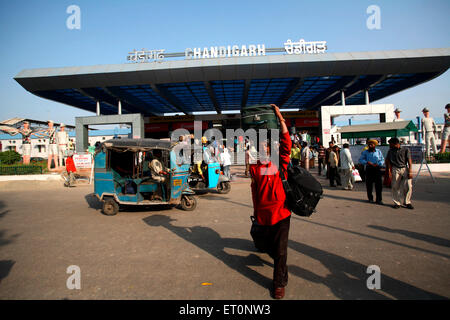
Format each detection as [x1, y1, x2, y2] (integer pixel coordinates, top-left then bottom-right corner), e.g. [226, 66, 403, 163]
[149, 149, 170, 200]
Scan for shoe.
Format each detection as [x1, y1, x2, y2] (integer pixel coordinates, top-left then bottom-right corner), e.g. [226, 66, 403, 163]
[392, 204, 401, 209]
[368, 199, 374, 203]
[330, 185, 336, 187]
[405, 204, 414, 210]
[376, 201, 384, 205]
[273, 287, 285, 299]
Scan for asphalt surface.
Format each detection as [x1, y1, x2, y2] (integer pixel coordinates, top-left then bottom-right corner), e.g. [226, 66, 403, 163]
[0, 167, 449, 300]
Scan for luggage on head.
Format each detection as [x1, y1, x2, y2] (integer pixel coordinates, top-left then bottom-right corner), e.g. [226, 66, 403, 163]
[241, 104, 280, 131]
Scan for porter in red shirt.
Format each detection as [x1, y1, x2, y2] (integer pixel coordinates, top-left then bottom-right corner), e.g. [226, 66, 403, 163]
[250, 131, 292, 226]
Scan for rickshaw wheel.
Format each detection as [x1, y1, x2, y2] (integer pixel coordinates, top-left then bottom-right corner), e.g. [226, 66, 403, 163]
[217, 181, 231, 194]
[180, 195, 197, 211]
[102, 198, 119, 216]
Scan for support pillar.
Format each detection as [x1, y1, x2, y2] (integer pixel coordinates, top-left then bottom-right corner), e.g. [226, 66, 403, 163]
[365, 90, 370, 105]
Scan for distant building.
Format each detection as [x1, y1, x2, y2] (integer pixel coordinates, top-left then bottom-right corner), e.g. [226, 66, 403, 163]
[0, 128, 131, 158]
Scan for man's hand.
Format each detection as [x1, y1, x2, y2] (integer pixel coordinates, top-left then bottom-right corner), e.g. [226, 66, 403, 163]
[270, 104, 283, 120]
[270, 104, 288, 134]
[367, 161, 375, 167]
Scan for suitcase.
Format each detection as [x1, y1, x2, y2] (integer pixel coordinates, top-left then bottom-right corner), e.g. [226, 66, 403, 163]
[280, 165, 323, 217]
[241, 104, 280, 131]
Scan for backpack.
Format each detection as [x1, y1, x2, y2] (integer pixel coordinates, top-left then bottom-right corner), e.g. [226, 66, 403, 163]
[279, 164, 323, 217]
[241, 104, 280, 131]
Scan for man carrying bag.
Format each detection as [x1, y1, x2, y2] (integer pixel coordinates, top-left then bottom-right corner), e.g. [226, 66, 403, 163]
[249, 104, 292, 299]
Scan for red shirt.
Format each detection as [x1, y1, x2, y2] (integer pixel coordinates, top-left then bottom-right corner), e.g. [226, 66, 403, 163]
[250, 131, 292, 226]
[66, 156, 77, 173]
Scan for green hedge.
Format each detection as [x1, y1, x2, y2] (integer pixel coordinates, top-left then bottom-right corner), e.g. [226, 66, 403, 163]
[0, 164, 43, 175]
[432, 152, 450, 163]
[0, 150, 22, 165]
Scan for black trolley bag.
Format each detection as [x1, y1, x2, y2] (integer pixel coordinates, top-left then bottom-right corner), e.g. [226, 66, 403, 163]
[241, 104, 280, 131]
[280, 164, 323, 217]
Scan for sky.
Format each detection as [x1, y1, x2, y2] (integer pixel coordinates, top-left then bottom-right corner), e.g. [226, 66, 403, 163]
[0, 0, 449, 127]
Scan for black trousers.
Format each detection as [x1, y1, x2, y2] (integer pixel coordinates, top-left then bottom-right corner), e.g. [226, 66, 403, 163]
[266, 216, 291, 288]
[365, 166, 382, 202]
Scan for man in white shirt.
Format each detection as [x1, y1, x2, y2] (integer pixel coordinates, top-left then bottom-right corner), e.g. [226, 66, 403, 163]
[56, 123, 69, 167]
[301, 142, 310, 170]
[219, 146, 232, 179]
[339, 143, 355, 190]
[421, 107, 438, 157]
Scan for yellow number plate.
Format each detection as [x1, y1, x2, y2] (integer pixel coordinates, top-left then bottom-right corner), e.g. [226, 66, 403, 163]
[173, 179, 182, 186]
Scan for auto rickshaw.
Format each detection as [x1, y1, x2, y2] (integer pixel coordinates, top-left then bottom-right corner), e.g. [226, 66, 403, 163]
[188, 162, 231, 194]
[93, 138, 197, 215]
[188, 143, 231, 194]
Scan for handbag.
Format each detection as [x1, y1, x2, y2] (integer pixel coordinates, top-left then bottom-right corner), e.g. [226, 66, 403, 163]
[250, 216, 271, 253]
[352, 169, 362, 182]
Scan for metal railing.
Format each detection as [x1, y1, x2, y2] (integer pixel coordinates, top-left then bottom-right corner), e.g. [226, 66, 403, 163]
[0, 165, 44, 175]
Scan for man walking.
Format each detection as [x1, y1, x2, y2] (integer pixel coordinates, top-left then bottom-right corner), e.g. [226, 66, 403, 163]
[250, 104, 291, 300]
[220, 146, 232, 179]
[290, 142, 301, 166]
[325, 141, 334, 179]
[421, 107, 438, 157]
[359, 139, 385, 204]
[385, 138, 414, 209]
[440, 104, 450, 153]
[340, 143, 355, 190]
[328, 145, 339, 187]
[301, 142, 310, 170]
[317, 143, 326, 176]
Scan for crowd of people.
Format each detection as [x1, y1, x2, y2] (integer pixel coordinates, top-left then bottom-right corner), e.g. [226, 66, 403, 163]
[286, 135, 415, 210]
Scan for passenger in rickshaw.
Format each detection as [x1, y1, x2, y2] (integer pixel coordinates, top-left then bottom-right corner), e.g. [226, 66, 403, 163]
[148, 149, 169, 200]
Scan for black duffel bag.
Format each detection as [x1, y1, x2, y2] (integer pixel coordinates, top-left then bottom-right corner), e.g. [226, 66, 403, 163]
[279, 164, 323, 217]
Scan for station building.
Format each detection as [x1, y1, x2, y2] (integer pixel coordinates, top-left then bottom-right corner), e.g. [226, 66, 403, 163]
[12, 40, 450, 152]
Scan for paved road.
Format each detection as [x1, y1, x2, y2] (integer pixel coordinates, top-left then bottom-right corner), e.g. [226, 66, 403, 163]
[0, 168, 449, 300]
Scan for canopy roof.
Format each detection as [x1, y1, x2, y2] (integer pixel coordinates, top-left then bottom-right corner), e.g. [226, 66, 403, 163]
[338, 120, 418, 139]
[14, 48, 450, 116]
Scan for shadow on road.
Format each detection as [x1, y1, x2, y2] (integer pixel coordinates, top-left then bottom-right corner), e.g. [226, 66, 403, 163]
[322, 193, 376, 204]
[142, 214, 273, 292]
[294, 216, 450, 259]
[288, 239, 447, 300]
[198, 194, 253, 209]
[367, 225, 450, 248]
[0, 201, 18, 284]
[0, 260, 16, 284]
[84, 193, 175, 213]
[84, 193, 103, 211]
[142, 214, 446, 299]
